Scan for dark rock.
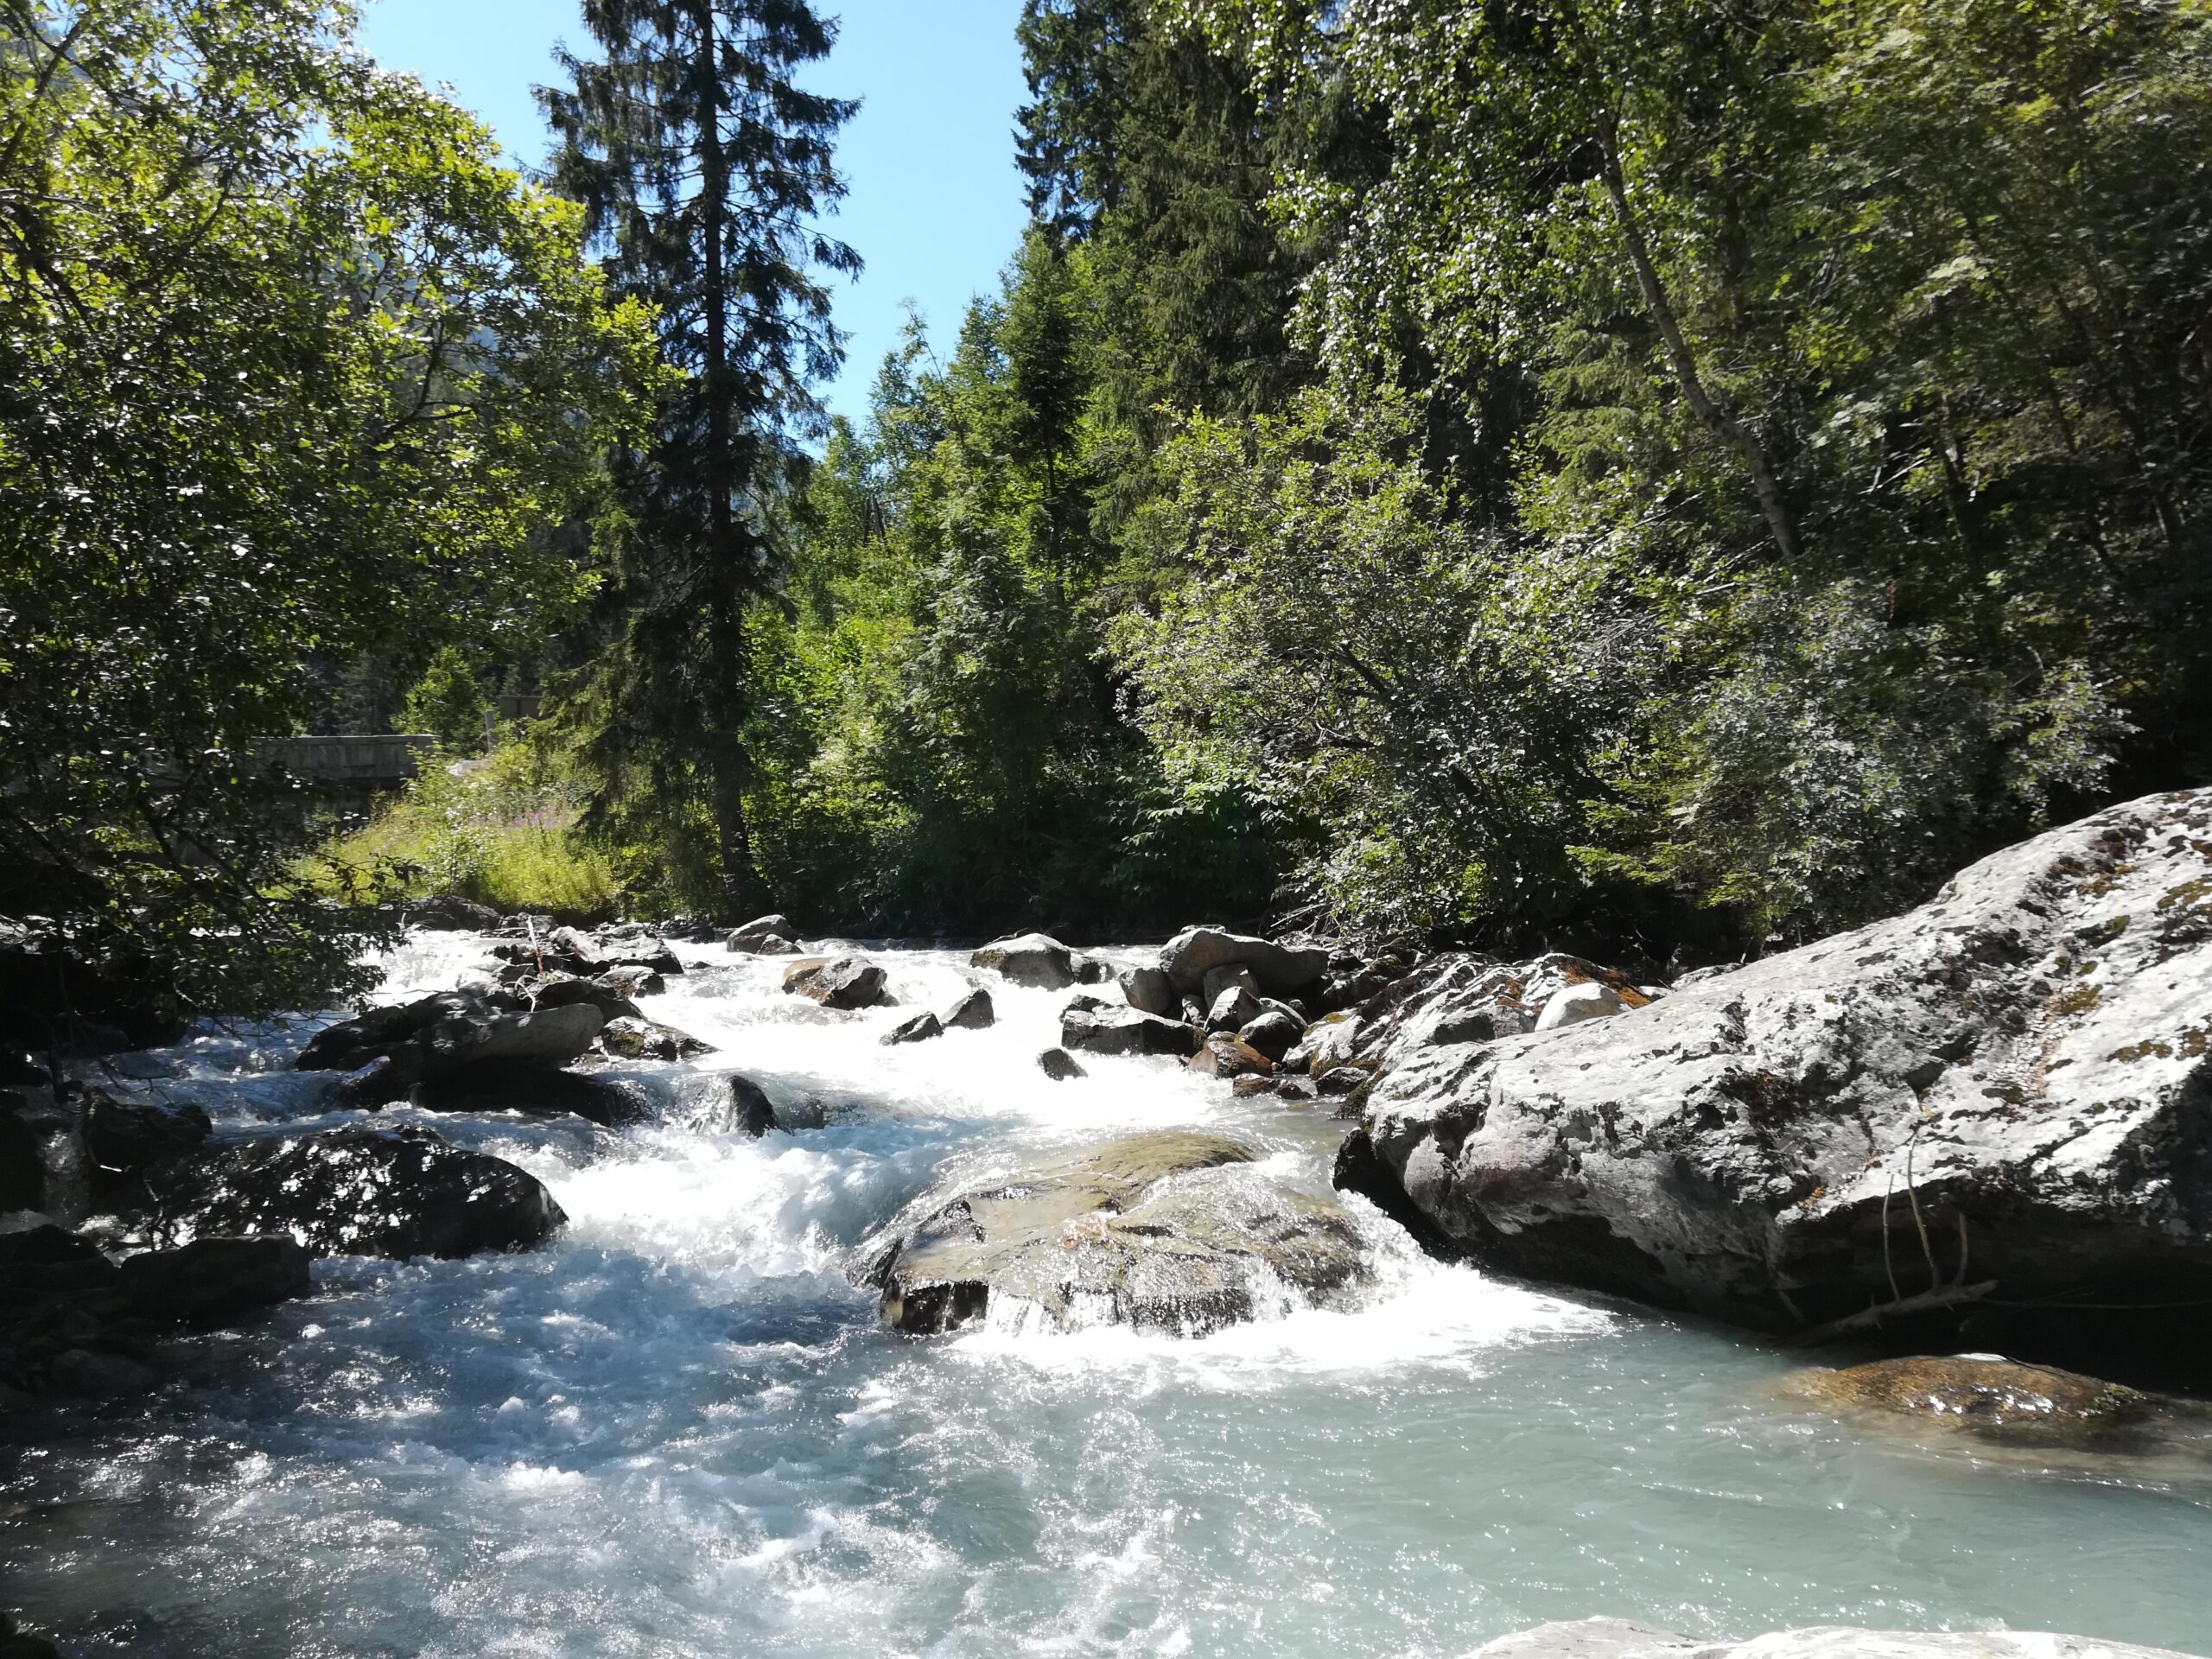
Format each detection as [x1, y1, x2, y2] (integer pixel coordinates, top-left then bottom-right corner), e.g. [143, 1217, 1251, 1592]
[695, 1074, 778, 1136]
[1236, 1011, 1304, 1063]
[81, 1089, 211, 1179]
[1119, 966, 1178, 1018]
[881, 1011, 944, 1046]
[970, 932, 1077, 991]
[1072, 956, 1113, 985]
[1188, 1033, 1274, 1079]
[853, 1132, 1370, 1335]
[410, 1061, 648, 1128]
[1355, 788, 2212, 1349]
[1037, 1048, 1086, 1081]
[1159, 927, 1328, 999]
[0, 1087, 88, 1223]
[598, 1015, 715, 1062]
[1205, 984, 1264, 1033]
[0, 1612, 63, 1659]
[527, 974, 642, 1023]
[1060, 1007, 1200, 1059]
[942, 988, 995, 1031]
[51, 1346, 158, 1396]
[141, 1123, 566, 1259]
[1314, 1065, 1370, 1096]
[1232, 1076, 1282, 1098]
[603, 945, 682, 977]
[398, 895, 501, 932]
[783, 956, 892, 1010]
[296, 993, 606, 1102]
[118, 1236, 313, 1322]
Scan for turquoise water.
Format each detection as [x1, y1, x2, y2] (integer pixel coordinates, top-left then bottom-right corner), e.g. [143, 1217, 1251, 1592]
[5, 940, 2210, 1657]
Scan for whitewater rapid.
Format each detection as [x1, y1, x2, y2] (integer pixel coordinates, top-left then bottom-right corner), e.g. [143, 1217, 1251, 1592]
[5, 936, 2211, 1656]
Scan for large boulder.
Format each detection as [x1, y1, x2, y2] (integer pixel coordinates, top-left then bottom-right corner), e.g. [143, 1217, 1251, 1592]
[727, 913, 801, 951]
[1061, 1006, 1200, 1059]
[597, 1014, 715, 1062]
[1159, 927, 1328, 999]
[80, 1089, 211, 1182]
[1119, 966, 1179, 1017]
[1347, 790, 2212, 1348]
[117, 1236, 313, 1322]
[782, 956, 892, 1010]
[410, 1061, 648, 1128]
[970, 932, 1077, 990]
[139, 1123, 566, 1259]
[1468, 1618, 2200, 1659]
[942, 988, 996, 1031]
[1, 1086, 89, 1222]
[296, 992, 605, 1103]
[851, 1132, 1369, 1335]
[1780, 1355, 2212, 1457]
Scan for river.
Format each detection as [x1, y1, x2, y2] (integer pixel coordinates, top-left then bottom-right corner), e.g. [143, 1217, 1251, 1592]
[6, 936, 2211, 1656]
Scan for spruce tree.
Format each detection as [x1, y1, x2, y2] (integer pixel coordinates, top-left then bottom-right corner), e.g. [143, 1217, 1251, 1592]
[543, 1, 858, 917]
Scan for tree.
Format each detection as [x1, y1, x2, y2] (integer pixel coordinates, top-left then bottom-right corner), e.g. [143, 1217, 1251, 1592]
[542, 0, 860, 918]
[0, 0, 655, 1030]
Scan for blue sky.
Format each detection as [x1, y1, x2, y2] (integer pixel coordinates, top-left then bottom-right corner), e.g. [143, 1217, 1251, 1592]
[354, 0, 1030, 424]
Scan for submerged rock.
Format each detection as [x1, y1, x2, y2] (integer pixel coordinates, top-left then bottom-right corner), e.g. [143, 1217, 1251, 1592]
[1037, 1048, 1087, 1081]
[1350, 789, 2212, 1347]
[783, 956, 893, 1010]
[1468, 1618, 2200, 1659]
[117, 1236, 313, 1323]
[852, 1132, 1368, 1336]
[1782, 1355, 2212, 1455]
[691, 1073, 778, 1136]
[970, 932, 1077, 990]
[139, 1123, 566, 1259]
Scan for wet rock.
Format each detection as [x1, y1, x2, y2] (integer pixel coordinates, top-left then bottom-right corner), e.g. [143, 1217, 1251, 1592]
[117, 1236, 313, 1323]
[410, 1061, 648, 1128]
[970, 932, 1077, 990]
[1314, 1065, 1370, 1096]
[0, 1611, 63, 1659]
[1468, 1617, 2200, 1659]
[727, 913, 801, 951]
[398, 895, 501, 932]
[854, 1132, 1369, 1336]
[942, 988, 995, 1031]
[1119, 966, 1178, 1018]
[882, 1011, 944, 1046]
[139, 1123, 566, 1260]
[296, 993, 606, 1103]
[1188, 1032, 1274, 1079]
[597, 1014, 715, 1062]
[0, 1086, 88, 1224]
[694, 1074, 778, 1136]
[1283, 1013, 1363, 1076]
[783, 956, 893, 1010]
[1782, 1355, 2212, 1455]
[1201, 963, 1262, 1007]
[1352, 788, 2212, 1345]
[51, 1345, 158, 1396]
[1060, 1006, 1200, 1059]
[1236, 1010, 1303, 1064]
[601, 945, 683, 978]
[1073, 956, 1112, 984]
[524, 974, 642, 1023]
[1205, 984, 1264, 1033]
[547, 925, 603, 969]
[1038, 1048, 1087, 1081]
[80, 1090, 211, 1180]
[1159, 927, 1328, 1000]
[1535, 981, 1628, 1030]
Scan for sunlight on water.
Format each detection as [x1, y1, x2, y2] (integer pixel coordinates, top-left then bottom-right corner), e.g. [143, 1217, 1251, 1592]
[6, 937, 2212, 1657]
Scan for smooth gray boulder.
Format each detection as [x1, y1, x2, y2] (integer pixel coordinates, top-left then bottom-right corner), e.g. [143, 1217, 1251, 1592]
[1160, 927, 1327, 998]
[971, 932, 1078, 990]
[1119, 965, 1178, 1017]
[1237, 1010, 1303, 1063]
[851, 1132, 1368, 1335]
[727, 913, 801, 951]
[1347, 789, 2212, 1339]
[783, 956, 892, 1010]
[1467, 1618, 2202, 1659]
[942, 988, 996, 1030]
[295, 993, 606, 1103]
[1205, 984, 1264, 1033]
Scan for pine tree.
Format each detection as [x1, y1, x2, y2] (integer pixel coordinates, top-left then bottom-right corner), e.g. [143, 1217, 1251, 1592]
[543, 1, 859, 917]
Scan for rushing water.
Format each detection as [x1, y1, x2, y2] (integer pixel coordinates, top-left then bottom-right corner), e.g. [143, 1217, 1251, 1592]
[7, 938, 2212, 1657]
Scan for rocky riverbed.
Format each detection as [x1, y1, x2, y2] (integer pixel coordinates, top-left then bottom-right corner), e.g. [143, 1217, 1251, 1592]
[3, 797, 2212, 1654]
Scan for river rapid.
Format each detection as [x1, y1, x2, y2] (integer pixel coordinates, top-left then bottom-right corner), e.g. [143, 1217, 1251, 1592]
[6, 936, 2212, 1657]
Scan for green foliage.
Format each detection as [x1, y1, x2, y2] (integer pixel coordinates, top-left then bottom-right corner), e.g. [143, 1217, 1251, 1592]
[0, 0, 656, 1020]
[400, 647, 491, 752]
[313, 733, 619, 918]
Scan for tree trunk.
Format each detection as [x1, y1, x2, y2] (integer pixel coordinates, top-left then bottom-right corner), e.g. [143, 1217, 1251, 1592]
[1595, 117, 1801, 564]
[693, 0, 764, 918]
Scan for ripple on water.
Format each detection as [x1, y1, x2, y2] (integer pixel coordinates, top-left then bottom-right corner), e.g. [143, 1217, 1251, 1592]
[8, 940, 2212, 1657]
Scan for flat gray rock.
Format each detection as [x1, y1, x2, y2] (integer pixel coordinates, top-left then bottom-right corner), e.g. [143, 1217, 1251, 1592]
[1351, 790, 2212, 1335]
[853, 1131, 1369, 1335]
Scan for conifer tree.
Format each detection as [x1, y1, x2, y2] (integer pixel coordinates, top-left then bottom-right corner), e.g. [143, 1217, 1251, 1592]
[543, 0, 859, 916]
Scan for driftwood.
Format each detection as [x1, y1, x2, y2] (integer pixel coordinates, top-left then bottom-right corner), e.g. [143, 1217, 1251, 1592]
[1786, 1280, 1999, 1347]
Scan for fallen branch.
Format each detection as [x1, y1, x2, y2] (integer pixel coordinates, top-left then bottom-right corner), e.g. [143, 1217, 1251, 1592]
[1785, 1280, 1999, 1347]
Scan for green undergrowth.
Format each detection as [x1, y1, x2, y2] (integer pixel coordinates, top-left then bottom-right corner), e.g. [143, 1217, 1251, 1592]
[304, 730, 620, 918]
